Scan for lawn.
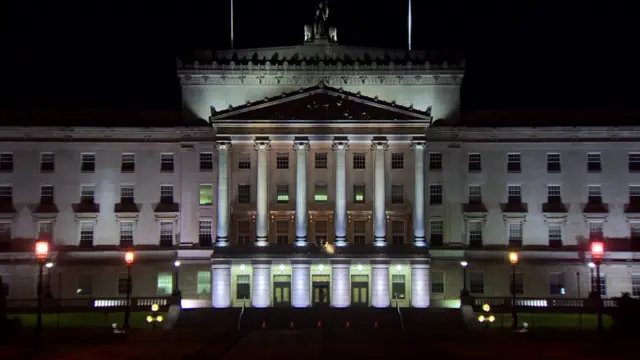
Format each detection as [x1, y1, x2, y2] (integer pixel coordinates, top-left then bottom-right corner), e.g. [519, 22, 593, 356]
[7, 311, 166, 329]
[481, 312, 613, 330]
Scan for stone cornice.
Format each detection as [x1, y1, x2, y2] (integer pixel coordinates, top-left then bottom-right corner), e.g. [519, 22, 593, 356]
[426, 126, 640, 142]
[0, 127, 215, 142]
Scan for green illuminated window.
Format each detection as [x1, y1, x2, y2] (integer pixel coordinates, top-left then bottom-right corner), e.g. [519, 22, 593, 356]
[197, 271, 211, 295]
[199, 184, 213, 205]
[277, 184, 289, 203]
[157, 272, 173, 295]
[315, 184, 328, 202]
[353, 184, 365, 203]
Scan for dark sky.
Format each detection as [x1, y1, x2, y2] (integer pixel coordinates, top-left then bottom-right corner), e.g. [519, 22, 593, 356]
[0, 0, 638, 113]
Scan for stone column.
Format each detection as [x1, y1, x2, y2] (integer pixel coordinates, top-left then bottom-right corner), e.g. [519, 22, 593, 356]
[332, 140, 349, 246]
[252, 262, 271, 308]
[372, 140, 389, 246]
[331, 263, 350, 307]
[216, 140, 232, 245]
[291, 263, 311, 308]
[411, 140, 427, 246]
[411, 262, 430, 308]
[293, 140, 310, 246]
[211, 263, 231, 308]
[254, 139, 271, 246]
[371, 263, 390, 308]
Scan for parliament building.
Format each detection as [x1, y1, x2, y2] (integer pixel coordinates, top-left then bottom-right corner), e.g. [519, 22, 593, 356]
[1, 6, 639, 310]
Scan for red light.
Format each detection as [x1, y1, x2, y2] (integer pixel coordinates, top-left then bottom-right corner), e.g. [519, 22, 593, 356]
[591, 241, 604, 260]
[35, 241, 49, 260]
[125, 251, 135, 265]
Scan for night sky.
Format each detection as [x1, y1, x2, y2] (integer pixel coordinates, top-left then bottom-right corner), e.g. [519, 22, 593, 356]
[0, 0, 638, 115]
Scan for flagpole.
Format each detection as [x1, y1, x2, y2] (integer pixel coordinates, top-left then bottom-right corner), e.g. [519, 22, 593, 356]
[408, 0, 412, 51]
[230, 0, 235, 49]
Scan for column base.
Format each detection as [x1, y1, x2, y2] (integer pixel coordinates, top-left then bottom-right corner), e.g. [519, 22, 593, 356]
[373, 237, 386, 247]
[295, 237, 307, 246]
[335, 236, 347, 247]
[216, 237, 229, 247]
[413, 236, 427, 247]
[256, 237, 268, 247]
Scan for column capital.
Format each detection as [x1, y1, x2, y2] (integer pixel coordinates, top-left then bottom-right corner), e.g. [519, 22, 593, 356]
[410, 140, 427, 150]
[293, 140, 310, 151]
[371, 140, 389, 151]
[253, 139, 272, 151]
[215, 140, 232, 149]
[332, 139, 350, 151]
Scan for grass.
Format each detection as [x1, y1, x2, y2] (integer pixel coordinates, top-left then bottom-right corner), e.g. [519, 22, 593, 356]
[480, 312, 613, 330]
[7, 311, 167, 329]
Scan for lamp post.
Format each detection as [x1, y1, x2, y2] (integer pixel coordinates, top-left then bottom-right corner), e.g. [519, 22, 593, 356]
[590, 241, 604, 333]
[35, 241, 50, 344]
[460, 261, 469, 297]
[123, 251, 134, 330]
[173, 260, 182, 298]
[508, 251, 519, 330]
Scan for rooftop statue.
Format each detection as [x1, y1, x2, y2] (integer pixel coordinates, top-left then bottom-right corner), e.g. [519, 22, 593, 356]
[314, 1, 329, 39]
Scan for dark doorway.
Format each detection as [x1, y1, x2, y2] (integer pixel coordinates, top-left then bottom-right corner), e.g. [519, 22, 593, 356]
[312, 275, 330, 306]
[351, 275, 369, 306]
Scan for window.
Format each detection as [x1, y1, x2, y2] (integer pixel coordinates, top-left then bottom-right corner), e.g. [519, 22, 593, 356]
[353, 184, 365, 203]
[588, 221, 603, 240]
[468, 185, 482, 204]
[199, 184, 213, 205]
[197, 271, 211, 295]
[391, 275, 406, 300]
[236, 275, 251, 299]
[79, 221, 94, 245]
[429, 184, 443, 205]
[630, 185, 640, 204]
[391, 153, 404, 169]
[315, 153, 327, 169]
[80, 185, 95, 204]
[118, 272, 130, 296]
[76, 274, 93, 296]
[468, 153, 481, 172]
[468, 220, 483, 247]
[0, 186, 11, 205]
[121, 153, 135, 172]
[160, 185, 174, 204]
[81, 153, 95, 172]
[549, 273, 565, 295]
[547, 185, 561, 203]
[237, 153, 251, 169]
[238, 185, 250, 204]
[429, 152, 442, 170]
[507, 185, 521, 203]
[548, 222, 562, 247]
[632, 274, 640, 297]
[0, 153, 13, 172]
[629, 153, 640, 172]
[157, 272, 173, 295]
[161, 153, 174, 172]
[431, 271, 444, 294]
[237, 220, 251, 245]
[40, 153, 55, 172]
[314, 220, 328, 245]
[631, 223, 640, 240]
[315, 184, 328, 202]
[588, 185, 602, 204]
[199, 219, 213, 246]
[120, 185, 134, 204]
[391, 220, 405, 244]
[508, 222, 523, 247]
[507, 153, 521, 172]
[38, 221, 53, 240]
[391, 185, 404, 204]
[40, 185, 54, 204]
[276, 220, 289, 244]
[596, 273, 606, 296]
[119, 221, 134, 245]
[353, 153, 365, 169]
[159, 221, 174, 246]
[276, 153, 289, 169]
[547, 153, 561, 172]
[353, 220, 366, 245]
[277, 184, 289, 203]
[587, 153, 601, 172]
[0, 222, 11, 242]
[199, 152, 213, 171]
[511, 273, 524, 295]
[430, 219, 443, 246]
[469, 272, 484, 294]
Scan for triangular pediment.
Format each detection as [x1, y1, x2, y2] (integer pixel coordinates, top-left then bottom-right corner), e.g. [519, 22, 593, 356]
[209, 85, 432, 122]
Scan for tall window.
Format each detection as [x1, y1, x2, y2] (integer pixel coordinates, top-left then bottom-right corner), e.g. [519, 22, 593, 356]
[40, 153, 55, 172]
[597, 273, 606, 296]
[118, 272, 129, 296]
[237, 153, 251, 169]
[587, 153, 601, 172]
[315, 184, 328, 202]
[198, 219, 213, 246]
[629, 185, 640, 204]
[391, 275, 406, 300]
[197, 271, 211, 295]
[629, 153, 640, 172]
[431, 271, 445, 294]
[429, 184, 443, 205]
[468, 185, 482, 204]
[353, 153, 365, 169]
[429, 152, 442, 170]
[391, 220, 405, 244]
[468, 153, 482, 172]
[353, 220, 366, 245]
[277, 184, 289, 203]
[236, 275, 251, 299]
[469, 272, 484, 294]
[276, 153, 289, 169]
[549, 273, 565, 295]
[276, 220, 289, 244]
[353, 184, 365, 203]
[547, 185, 561, 203]
[79, 221, 94, 245]
[588, 185, 602, 204]
[76, 274, 93, 296]
[548, 222, 562, 247]
[547, 153, 561, 172]
[120, 185, 134, 204]
[80, 185, 95, 203]
[121, 153, 135, 172]
[507, 153, 521, 172]
[161, 153, 174, 172]
[315, 152, 327, 169]
[391, 153, 404, 169]
[237, 220, 251, 245]
[0, 186, 11, 205]
[0, 222, 12, 242]
[391, 185, 404, 204]
[468, 220, 483, 247]
[0, 153, 12, 172]
[40, 185, 54, 204]
[81, 153, 95, 172]
[508, 222, 523, 247]
[507, 185, 522, 203]
[314, 220, 328, 245]
[119, 221, 134, 245]
[199, 184, 213, 205]
[38, 221, 53, 240]
[238, 185, 250, 204]
[199, 152, 213, 171]
[160, 185, 174, 204]
[631, 223, 640, 241]
[430, 219, 443, 246]
[588, 221, 603, 239]
[632, 274, 640, 297]
[159, 221, 174, 246]
[157, 273, 173, 295]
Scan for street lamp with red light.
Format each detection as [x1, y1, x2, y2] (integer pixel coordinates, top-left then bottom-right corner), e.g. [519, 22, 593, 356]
[125, 251, 135, 265]
[123, 250, 135, 330]
[34, 240, 50, 345]
[508, 250, 519, 330]
[35, 241, 49, 262]
[591, 241, 604, 261]
[590, 239, 605, 333]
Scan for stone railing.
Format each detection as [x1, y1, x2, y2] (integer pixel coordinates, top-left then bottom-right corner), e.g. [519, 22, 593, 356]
[177, 60, 464, 72]
[5, 296, 176, 313]
[472, 296, 618, 313]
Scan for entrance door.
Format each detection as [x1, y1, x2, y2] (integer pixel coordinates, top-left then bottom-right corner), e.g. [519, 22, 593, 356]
[351, 275, 369, 306]
[273, 275, 291, 307]
[312, 275, 330, 306]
